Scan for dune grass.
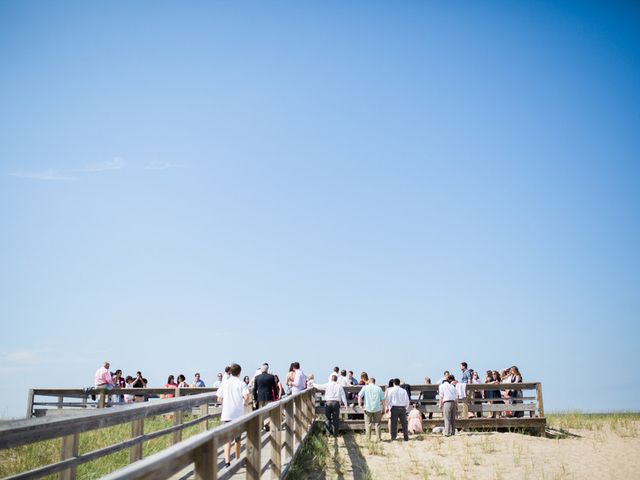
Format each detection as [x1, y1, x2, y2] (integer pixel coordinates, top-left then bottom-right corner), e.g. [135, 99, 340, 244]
[547, 411, 640, 436]
[286, 423, 330, 480]
[0, 414, 220, 479]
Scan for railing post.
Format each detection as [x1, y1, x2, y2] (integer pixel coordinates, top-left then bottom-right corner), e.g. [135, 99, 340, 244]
[194, 438, 218, 480]
[303, 391, 311, 428]
[98, 390, 106, 409]
[200, 401, 209, 432]
[246, 415, 262, 480]
[130, 418, 144, 463]
[294, 395, 303, 449]
[462, 386, 469, 419]
[270, 404, 282, 479]
[59, 432, 79, 480]
[536, 383, 545, 417]
[26, 389, 34, 418]
[173, 388, 183, 444]
[308, 390, 316, 423]
[284, 399, 294, 462]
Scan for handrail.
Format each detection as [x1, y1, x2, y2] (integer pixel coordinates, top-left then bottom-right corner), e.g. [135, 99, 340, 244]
[1, 392, 217, 450]
[103, 389, 317, 480]
[1, 392, 218, 480]
[26, 387, 219, 417]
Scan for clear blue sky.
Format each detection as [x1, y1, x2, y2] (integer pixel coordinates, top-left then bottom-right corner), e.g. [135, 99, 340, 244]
[1, 1, 639, 418]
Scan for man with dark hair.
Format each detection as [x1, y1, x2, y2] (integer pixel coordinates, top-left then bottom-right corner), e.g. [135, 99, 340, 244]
[313, 374, 347, 437]
[328, 366, 340, 381]
[191, 373, 205, 388]
[437, 370, 450, 384]
[439, 374, 458, 437]
[213, 372, 223, 388]
[217, 363, 248, 467]
[359, 377, 385, 442]
[291, 362, 307, 393]
[460, 362, 470, 384]
[338, 369, 349, 387]
[386, 378, 410, 441]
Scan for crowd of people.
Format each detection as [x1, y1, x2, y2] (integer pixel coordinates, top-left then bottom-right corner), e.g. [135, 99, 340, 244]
[93, 360, 525, 464]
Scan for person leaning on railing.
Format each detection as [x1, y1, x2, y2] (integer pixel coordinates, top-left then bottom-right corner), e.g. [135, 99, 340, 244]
[94, 361, 115, 390]
[94, 361, 116, 405]
[312, 374, 348, 437]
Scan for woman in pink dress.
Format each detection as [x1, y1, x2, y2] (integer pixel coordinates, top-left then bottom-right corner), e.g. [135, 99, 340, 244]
[407, 404, 423, 434]
[164, 375, 178, 399]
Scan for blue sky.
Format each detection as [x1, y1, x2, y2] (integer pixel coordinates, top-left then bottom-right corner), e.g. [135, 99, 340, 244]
[1, 1, 639, 418]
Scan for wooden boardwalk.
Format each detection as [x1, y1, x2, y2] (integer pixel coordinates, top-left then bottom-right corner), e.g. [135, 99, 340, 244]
[169, 429, 291, 480]
[2, 382, 545, 479]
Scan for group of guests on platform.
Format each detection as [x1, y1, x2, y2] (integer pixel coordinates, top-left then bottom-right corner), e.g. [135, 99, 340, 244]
[94, 359, 525, 451]
[94, 362, 214, 404]
[93, 361, 151, 404]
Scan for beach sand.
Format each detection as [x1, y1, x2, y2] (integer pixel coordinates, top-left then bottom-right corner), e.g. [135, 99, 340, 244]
[313, 421, 640, 479]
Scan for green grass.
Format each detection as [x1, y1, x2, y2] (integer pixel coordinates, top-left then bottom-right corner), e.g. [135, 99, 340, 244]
[286, 424, 330, 480]
[547, 411, 640, 436]
[0, 414, 220, 479]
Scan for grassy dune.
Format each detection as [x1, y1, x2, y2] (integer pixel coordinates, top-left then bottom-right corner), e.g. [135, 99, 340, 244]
[289, 412, 640, 480]
[0, 415, 220, 479]
[2, 413, 638, 479]
[547, 411, 640, 436]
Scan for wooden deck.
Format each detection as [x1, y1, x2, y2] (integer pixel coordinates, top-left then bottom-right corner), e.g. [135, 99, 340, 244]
[2, 382, 545, 479]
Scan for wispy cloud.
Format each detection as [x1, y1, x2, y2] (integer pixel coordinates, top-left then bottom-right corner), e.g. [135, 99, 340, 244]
[79, 156, 125, 172]
[4, 350, 41, 364]
[9, 170, 79, 181]
[145, 160, 183, 170]
[1, 348, 73, 369]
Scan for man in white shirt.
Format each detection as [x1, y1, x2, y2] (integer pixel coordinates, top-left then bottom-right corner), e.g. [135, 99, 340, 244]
[216, 363, 249, 467]
[386, 378, 410, 441]
[437, 370, 451, 385]
[328, 366, 340, 382]
[313, 374, 348, 437]
[291, 362, 307, 394]
[213, 372, 223, 389]
[438, 375, 458, 437]
[338, 370, 350, 387]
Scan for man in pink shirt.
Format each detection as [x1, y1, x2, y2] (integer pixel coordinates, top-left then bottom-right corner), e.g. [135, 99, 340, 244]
[95, 361, 114, 390]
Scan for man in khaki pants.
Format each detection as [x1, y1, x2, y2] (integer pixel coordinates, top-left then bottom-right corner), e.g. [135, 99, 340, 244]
[359, 377, 385, 442]
[438, 375, 458, 436]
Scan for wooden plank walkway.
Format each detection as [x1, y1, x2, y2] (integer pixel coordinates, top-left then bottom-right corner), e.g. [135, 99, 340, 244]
[170, 429, 291, 480]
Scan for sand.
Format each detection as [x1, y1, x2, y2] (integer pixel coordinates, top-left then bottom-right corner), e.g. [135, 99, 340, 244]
[314, 422, 640, 479]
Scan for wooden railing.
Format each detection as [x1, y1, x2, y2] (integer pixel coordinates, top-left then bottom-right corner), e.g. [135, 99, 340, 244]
[1, 392, 217, 480]
[102, 388, 317, 480]
[2, 389, 317, 480]
[26, 387, 218, 418]
[3, 382, 543, 479]
[323, 382, 546, 434]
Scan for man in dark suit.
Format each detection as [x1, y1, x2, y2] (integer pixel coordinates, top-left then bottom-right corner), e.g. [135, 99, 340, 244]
[253, 363, 277, 430]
